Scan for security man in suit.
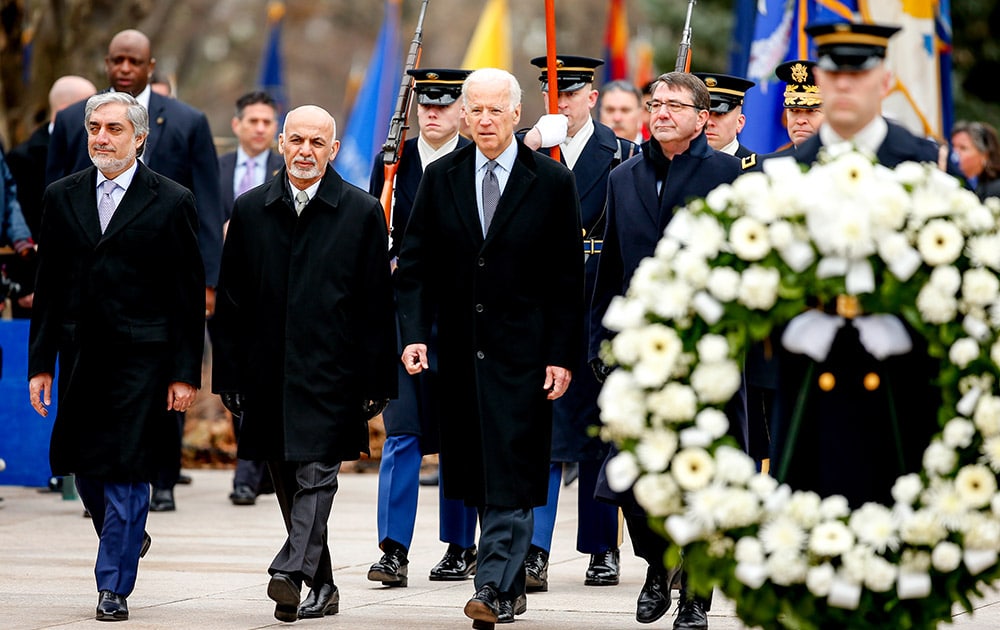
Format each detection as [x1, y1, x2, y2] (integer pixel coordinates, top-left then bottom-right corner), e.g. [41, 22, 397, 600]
[520, 54, 635, 594]
[770, 22, 956, 508]
[28, 92, 204, 622]
[217, 90, 283, 506]
[45, 29, 224, 513]
[692, 73, 756, 161]
[366, 68, 480, 588]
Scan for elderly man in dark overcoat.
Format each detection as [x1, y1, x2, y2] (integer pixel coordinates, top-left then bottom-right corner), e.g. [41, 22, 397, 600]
[396, 67, 583, 628]
[212, 105, 396, 623]
[590, 72, 746, 630]
[28, 91, 204, 622]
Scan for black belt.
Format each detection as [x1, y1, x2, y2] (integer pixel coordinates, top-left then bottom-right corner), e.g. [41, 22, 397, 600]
[584, 239, 603, 255]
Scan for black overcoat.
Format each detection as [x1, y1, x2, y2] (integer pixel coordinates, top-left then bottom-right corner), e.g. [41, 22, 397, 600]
[212, 167, 397, 463]
[396, 140, 583, 508]
[28, 163, 205, 481]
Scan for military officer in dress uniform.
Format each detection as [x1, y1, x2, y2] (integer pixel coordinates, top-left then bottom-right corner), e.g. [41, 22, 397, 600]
[519, 54, 637, 595]
[770, 22, 956, 507]
[366, 69, 480, 588]
[755, 60, 825, 163]
[692, 73, 756, 164]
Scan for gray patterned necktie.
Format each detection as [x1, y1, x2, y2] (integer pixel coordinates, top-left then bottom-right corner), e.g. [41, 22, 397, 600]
[482, 160, 500, 234]
[237, 158, 256, 198]
[295, 190, 309, 214]
[98, 179, 117, 233]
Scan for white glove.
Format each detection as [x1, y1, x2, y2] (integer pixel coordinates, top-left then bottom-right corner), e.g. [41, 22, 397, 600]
[533, 114, 568, 148]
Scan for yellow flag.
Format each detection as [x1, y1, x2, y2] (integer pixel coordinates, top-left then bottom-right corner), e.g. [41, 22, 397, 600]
[461, 0, 512, 70]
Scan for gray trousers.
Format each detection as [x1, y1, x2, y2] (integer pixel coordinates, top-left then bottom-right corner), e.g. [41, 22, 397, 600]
[267, 460, 341, 586]
[474, 505, 533, 597]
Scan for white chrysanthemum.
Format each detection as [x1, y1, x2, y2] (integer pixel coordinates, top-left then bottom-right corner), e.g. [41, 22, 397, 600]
[715, 488, 763, 529]
[961, 197, 997, 233]
[840, 545, 874, 584]
[991, 339, 1000, 370]
[635, 428, 679, 472]
[768, 220, 795, 249]
[864, 555, 898, 592]
[877, 232, 923, 281]
[963, 267, 1000, 307]
[849, 503, 899, 553]
[806, 563, 836, 597]
[685, 214, 728, 259]
[629, 257, 670, 297]
[704, 184, 734, 213]
[598, 370, 647, 439]
[809, 201, 877, 259]
[917, 219, 964, 266]
[900, 549, 932, 573]
[931, 541, 963, 572]
[891, 474, 924, 506]
[955, 464, 997, 509]
[672, 249, 711, 289]
[686, 483, 729, 529]
[713, 445, 757, 485]
[694, 407, 729, 440]
[943, 417, 976, 449]
[819, 495, 851, 520]
[759, 515, 807, 554]
[948, 338, 981, 370]
[748, 473, 779, 499]
[922, 440, 958, 476]
[929, 264, 962, 294]
[633, 472, 682, 517]
[690, 360, 742, 404]
[974, 394, 1000, 438]
[783, 491, 823, 529]
[647, 382, 698, 424]
[962, 512, 1000, 550]
[602, 295, 647, 332]
[734, 536, 765, 564]
[654, 236, 681, 261]
[921, 481, 969, 531]
[982, 436, 1000, 473]
[809, 520, 855, 557]
[730, 216, 772, 261]
[706, 266, 741, 303]
[610, 328, 643, 365]
[696, 334, 729, 363]
[916, 285, 958, 325]
[739, 265, 781, 310]
[968, 234, 1000, 271]
[649, 279, 695, 322]
[828, 150, 876, 192]
[900, 508, 948, 546]
[731, 171, 772, 209]
[671, 447, 716, 490]
[892, 160, 927, 186]
[767, 549, 808, 586]
[605, 451, 640, 492]
[869, 180, 910, 232]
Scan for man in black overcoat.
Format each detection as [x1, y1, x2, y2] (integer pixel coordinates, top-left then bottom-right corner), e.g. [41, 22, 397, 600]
[396, 68, 583, 628]
[212, 105, 396, 623]
[28, 92, 204, 622]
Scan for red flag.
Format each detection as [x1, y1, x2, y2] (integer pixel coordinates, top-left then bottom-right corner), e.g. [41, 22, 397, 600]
[603, 0, 629, 82]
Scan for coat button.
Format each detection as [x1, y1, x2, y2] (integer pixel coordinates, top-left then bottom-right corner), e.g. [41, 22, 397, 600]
[863, 372, 880, 391]
[818, 372, 835, 391]
[477, 257, 485, 267]
[475, 304, 484, 313]
[476, 351, 485, 359]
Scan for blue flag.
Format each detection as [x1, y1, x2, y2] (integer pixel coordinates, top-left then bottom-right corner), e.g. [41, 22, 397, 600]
[336, 0, 402, 190]
[257, 2, 289, 124]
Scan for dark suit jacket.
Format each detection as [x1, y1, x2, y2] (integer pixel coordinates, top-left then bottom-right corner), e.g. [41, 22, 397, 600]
[7, 124, 48, 236]
[218, 148, 284, 222]
[396, 140, 583, 508]
[28, 162, 205, 481]
[46, 91, 224, 285]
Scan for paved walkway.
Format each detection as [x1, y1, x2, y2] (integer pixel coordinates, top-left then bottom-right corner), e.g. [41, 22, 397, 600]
[2, 469, 999, 629]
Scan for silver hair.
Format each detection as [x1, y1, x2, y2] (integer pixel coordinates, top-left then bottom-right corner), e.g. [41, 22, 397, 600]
[84, 92, 150, 156]
[462, 68, 522, 110]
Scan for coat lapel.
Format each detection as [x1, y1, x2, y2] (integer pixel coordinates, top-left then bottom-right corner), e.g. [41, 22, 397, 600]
[447, 148, 484, 245]
[142, 93, 167, 159]
[573, 125, 616, 202]
[631, 153, 660, 226]
[100, 163, 157, 242]
[483, 142, 536, 247]
[65, 168, 102, 246]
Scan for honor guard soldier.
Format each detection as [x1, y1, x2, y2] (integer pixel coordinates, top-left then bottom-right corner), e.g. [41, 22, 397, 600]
[366, 68, 480, 589]
[692, 72, 756, 163]
[521, 53, 637, 596]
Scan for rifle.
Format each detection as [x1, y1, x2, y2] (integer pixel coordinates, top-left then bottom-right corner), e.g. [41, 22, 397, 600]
[380, 0, 430, 237]
[674, 0, 696, 73]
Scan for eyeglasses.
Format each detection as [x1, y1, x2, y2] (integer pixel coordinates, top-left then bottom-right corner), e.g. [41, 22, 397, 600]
[644, 100, 702, 114]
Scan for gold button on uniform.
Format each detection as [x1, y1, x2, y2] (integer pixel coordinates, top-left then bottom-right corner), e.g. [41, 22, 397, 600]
[818, 372, 835, 391]
[863, 372, 880, 391]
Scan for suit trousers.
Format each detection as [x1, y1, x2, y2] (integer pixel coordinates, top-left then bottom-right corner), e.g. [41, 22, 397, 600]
[267, 460, 340, 586]
[75, 476, 149, 596]
[531, 460, 619, 554]
[475, 505, 532, 597]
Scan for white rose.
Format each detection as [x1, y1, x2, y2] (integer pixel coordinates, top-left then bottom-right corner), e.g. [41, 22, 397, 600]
[974, 394, 1000, 438]
[863, 555, 897, 592]
[633, 472, 682, 516]
[647, 382, 698, 424]
[962, 199, 997, 233]
[654, 236, 681, 261]
[806, 563, 835, 597]
[984, 436, 1000, 474]
[893, 160, 927, 186]
[686, 214, 728, 258]
[768, 220, 795, 249]
[672, 249, 711, 289]
[948, 338, 981, 370]
[748, 473, 779, 499]
[930, 264, 962, 294]
[671, 447, 716, 490]
[869, 180, 910, 232]
[943, 417, 976, 449]
[916, 285, 958, 325]
[734, 536, 765, 564]
[602, 295, 647, 332]
[730, 216, 772, 261]
[819, 495, 851, 520]
[605, 451, 640, 492]
[696, 334, 730, 363]
[739, 265, 781, 310]
[963, 267, 1000, 307]
[690, 359, 742, 404]
[990, 340, 1000, 369]
[877, 232, 923, 281]
[598, 370, 647, 439]
[635, 428, 679, 472]
[715, 488, 762, 529]
[705, 184, 734, 213]
[968, 234, 1000, 271]
[695, 407, 730, 439]
[931, 541, 962, 572]
[707, 266, 741, 303]
[610, 328, 642, 365]
[650, 279, 694, 321]
[809, 520, 855, 557]
[922, 440, 958, 476]
[891, 473, 924, 506]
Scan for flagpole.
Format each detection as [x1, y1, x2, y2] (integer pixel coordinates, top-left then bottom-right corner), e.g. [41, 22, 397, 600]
[544, 0, 560, 163]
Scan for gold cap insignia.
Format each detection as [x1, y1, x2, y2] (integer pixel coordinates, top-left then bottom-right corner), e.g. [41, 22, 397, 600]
[426, 72, 439, 80]
[791, 63, 808, 84]
[705, 77, 718, 87]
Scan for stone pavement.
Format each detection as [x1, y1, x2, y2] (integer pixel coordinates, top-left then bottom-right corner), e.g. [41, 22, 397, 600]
[2, 469, 1000, 629]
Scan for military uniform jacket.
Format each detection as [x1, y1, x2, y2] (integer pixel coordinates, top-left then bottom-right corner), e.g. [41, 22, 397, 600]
[396, 140, 583, 508]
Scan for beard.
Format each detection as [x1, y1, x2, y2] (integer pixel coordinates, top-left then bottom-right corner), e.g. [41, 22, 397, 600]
[90, 145, 136, 174]
[288, 158, 320, 180]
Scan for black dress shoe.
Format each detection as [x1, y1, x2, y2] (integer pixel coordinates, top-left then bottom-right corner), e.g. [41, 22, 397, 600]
[149, 488, 175, 512]
[464, 584, 500, 624]
[496, 592, 527, 623]
[673, 594, 709, 630]
[429, 543, 477, 580]
[140, 532, 152, 559]
[177, 473, 193, 485]
[229, 484, 257, 506]
[636, 567, 672, 624]
[267, 571, 302, 623]
[96, 590, 129, 621]
[298, 582, 339, 618]
[367, 545, 409, 587]
[524, 545, 549, 592]
[585, 547, 620, 586]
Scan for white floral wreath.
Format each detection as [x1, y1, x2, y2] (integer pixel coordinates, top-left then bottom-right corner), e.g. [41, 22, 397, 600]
[599, 146, 1000, 629]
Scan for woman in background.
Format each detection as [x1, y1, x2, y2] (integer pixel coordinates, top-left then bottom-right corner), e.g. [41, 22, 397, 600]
[951, 120, 1000, 200]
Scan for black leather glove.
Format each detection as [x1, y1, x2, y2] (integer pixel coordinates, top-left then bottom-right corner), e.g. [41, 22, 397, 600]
[220, 392, 244, 415]
[590, 358, 613, 384]
[363, 398, 390, 420]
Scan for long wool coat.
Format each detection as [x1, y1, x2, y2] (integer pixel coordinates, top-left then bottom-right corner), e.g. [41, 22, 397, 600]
[396, 140, 584, 509]
[212, 168, 397, 463]
[29, 163, 205, 481]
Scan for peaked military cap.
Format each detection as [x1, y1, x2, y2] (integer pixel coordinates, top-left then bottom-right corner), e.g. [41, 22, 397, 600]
[529, 55, 604, 92]
[775, 60, 822, 109]
[692, 73, 756, 114]
[407, 68, 471, 105]
[805, 22, 901, 72]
